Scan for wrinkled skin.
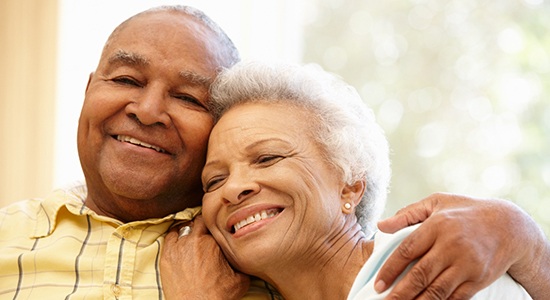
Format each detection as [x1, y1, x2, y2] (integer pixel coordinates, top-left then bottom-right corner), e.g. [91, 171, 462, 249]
[199, 102, 368, 299]
[78, 8, 549, 300]
[77, 9, 249, 297]
[78, 11, 228, 222]
[161, 216, 250, 299]
[376, 193, 550, 299]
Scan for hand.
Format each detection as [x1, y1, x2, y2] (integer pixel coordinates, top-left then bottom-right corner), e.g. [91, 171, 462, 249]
[374, 192, 549, 299]
[161, 215, 250, 300]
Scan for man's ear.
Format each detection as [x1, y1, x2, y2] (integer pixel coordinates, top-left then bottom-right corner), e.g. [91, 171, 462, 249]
[340, 180, 366, 211]
[85, 72, 94, 92]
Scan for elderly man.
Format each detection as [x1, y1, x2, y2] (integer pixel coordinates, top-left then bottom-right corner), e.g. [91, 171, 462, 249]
[0, 5, 548, 300]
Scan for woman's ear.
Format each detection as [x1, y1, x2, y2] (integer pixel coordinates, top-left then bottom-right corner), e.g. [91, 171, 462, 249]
[340, 180, 366, 214]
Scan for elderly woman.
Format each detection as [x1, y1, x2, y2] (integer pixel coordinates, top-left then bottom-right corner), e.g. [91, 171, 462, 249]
[192, 61, 531, 299]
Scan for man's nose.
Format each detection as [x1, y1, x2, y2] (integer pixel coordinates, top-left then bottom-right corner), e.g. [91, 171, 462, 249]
[125, 86, 171, 127]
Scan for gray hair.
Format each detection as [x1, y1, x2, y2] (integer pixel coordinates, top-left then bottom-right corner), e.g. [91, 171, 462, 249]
[105, 5, 240, 68]
[208, 61, 391, 236]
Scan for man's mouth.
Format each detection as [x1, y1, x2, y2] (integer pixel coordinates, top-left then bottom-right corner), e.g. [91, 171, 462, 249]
[116, 135, 167, 153]
[232, 208, 282, 233]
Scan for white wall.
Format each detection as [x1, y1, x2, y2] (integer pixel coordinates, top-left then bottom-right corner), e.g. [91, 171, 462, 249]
[54, 0, 308, 188]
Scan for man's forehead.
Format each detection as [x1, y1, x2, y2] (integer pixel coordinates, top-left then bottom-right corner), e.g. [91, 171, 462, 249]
[99, 10, 223, 86]
[119, 10, 199, 35]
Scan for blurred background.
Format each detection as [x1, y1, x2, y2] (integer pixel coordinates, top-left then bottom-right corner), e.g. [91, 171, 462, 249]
[1, 0, 549, 236]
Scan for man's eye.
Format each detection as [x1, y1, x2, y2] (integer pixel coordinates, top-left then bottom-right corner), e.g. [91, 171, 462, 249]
[173, 94, 207, 110]
[112, 77, 141, 87]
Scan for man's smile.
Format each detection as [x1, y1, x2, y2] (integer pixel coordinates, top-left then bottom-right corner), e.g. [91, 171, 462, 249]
[115, 134, 167, 153]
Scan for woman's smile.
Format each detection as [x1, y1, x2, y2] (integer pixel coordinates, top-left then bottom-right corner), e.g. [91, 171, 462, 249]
[231, 208, 282, 233]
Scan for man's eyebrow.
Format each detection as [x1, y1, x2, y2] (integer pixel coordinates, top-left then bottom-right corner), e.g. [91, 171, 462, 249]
[108, 49, 149, 66]
[107, 49, 211, 87]
[179, 70, 212, 88]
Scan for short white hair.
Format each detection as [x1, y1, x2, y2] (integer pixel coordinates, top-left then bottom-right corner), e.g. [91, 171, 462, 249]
[208, 61, 391, 235]
[106, 5, 240, 68]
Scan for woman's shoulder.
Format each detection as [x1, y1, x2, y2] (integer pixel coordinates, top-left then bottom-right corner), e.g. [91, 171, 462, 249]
[347, 224, 421, 299]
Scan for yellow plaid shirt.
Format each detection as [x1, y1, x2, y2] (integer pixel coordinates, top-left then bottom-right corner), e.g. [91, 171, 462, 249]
[0, 183, 281, 299]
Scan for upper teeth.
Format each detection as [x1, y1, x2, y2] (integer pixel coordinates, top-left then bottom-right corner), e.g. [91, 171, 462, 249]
[117, 135, 166, 153]
[233, 209, 279, 232]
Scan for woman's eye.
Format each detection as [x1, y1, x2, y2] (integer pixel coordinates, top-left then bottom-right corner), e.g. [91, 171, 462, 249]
[204, 177, 225, 192]
[257, 155, 283, 165]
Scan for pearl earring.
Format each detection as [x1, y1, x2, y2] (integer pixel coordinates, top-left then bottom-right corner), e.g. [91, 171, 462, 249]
[344, 202, 352, 210]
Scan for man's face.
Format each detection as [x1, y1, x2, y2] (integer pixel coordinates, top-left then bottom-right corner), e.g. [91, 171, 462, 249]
[77, 11, 227, 221]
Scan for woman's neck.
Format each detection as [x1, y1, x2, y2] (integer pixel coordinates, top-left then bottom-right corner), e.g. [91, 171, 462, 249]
[261, 225, 374, 300]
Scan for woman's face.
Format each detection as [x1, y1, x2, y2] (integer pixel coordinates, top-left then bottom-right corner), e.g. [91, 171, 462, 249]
[201, 102, 351, 274]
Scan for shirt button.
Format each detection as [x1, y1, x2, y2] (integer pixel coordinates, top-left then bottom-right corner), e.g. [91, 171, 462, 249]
[111, 284, 121, 296]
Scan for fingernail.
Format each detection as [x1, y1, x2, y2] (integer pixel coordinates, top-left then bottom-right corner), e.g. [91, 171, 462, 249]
[374, 280, 386, 293]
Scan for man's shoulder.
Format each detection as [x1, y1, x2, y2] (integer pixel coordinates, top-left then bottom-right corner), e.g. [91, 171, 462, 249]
[0, 182, 88, 238]
[0, 197, 44, 218]
[0, 198, 44, 241]
[347, 224, 421, 300]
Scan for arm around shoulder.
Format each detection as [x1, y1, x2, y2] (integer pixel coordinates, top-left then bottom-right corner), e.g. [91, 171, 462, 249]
[506, 203, 550, 300]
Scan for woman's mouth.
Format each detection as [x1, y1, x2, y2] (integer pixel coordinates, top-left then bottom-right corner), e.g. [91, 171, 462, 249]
[232, 208, 282, 233]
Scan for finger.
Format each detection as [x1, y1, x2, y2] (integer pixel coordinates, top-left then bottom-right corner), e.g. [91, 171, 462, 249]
[384, 259, 451, 300]
[448, 282, 479, 300]
[177, 215, 211, 240]
[164, 228, 179, 244]
[178, 225, 193, 238]
[191, 215, 208, 234]
[378, 198, 435, 233]
[377, 214, 420, 234]
[412, 267, 463, 300]
[375, 224, 437, 293]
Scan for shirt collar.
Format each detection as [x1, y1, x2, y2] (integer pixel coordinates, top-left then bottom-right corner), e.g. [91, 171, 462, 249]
[32, 182, 201, 238]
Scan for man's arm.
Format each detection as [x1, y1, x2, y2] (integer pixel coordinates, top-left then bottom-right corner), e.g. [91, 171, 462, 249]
[374, 193, 550, 299]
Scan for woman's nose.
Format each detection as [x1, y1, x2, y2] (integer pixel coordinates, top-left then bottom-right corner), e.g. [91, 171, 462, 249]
[222, 174, 260, 205]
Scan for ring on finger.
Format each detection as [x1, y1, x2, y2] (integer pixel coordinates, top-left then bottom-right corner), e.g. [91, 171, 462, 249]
[178, 225, 192, 239]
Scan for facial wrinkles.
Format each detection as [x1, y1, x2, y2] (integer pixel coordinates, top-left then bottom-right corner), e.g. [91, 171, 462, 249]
[80, 13, 219, 214]
[203, 114, 349, 276]
[179, 70, 212, 88]
[108, 49, 150, 67]
[222, 156, 335, 271]
[104, 48, 213, 90]
[119, 13, 221, 79]
[95, 62, 210, 157]
[209, 121, 335, 224]
[205, 105, 325, 198]
[99, 27, 216, 113]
